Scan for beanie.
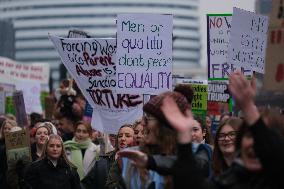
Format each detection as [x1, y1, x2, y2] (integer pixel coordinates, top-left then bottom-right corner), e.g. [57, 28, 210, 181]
[143, 91, 190, 128]
[174, 84, 194, 104]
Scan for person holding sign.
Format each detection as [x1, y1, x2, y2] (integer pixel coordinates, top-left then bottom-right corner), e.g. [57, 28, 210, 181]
[160, 71, 284, 189]
[24, 134, 81, 189]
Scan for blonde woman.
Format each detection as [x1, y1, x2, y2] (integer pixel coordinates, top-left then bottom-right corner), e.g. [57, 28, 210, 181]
[24, 134, 81, 189]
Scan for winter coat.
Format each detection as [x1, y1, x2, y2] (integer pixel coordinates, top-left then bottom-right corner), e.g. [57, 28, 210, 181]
[24, 157, 81, 189]
[148, 143, 212, 178]
[81, 152, 115, 189]
[0, 139, 7, 189]
[173, 118, 284, 189]
[65, 141, 100, 177]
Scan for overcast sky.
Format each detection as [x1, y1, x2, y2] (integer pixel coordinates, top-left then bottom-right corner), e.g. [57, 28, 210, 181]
[199, 0, 256, 67]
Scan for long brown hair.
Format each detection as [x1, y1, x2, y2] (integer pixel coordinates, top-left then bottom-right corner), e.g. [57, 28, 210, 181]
[115, 124, 134, 152]
[139, 117, 177, 189]
[41, 134, 76, 168]
[212, 117, 243, 176]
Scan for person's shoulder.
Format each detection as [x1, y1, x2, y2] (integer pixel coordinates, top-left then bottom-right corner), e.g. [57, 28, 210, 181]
[88, 142, 100, 151]
[27, 158, 45, 171]
[214, 162, 245, 186]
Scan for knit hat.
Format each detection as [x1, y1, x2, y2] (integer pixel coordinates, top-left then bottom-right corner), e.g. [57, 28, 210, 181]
[34, 122, 57, 136]
[143, 91, 190, 128]
[174, 84, 194, 104]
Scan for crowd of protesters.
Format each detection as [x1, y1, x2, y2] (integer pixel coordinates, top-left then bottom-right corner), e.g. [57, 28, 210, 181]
[0, 71, 284, 189]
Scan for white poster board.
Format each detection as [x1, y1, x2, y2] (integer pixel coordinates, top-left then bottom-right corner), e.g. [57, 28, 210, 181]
[49, 36, 143, 134]
[0, 57, 50, 84]
[207, 14, 253, 78]
[227, 8, 269, 74]
[116, 13, 173, 95]
[15, 80, 42, 114]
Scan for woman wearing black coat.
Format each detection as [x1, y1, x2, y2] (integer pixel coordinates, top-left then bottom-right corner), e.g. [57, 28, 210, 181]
[161, 72, 284, 189]
[24, 134, 81, 189]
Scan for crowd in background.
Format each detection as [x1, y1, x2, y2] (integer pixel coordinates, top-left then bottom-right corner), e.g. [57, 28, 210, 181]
[0, 71, 284, 189]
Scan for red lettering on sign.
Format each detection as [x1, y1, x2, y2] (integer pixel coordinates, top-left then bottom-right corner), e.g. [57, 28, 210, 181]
[275, 63, 284, 82]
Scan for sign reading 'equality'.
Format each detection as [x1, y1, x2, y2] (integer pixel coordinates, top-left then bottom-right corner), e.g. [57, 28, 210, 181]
[116, 13, 173, 95]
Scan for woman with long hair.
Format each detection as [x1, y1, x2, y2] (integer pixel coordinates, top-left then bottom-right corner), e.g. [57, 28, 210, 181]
[24, 134, 81, 189]
[31, 122, 55, 161]
[161, 71, 284, 189]
[212, 117, 243, 176]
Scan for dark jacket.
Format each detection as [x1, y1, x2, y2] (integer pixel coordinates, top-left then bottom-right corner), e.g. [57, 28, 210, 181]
[0, 139, 7, 189]
[148, 143, 212, 177]
[105, 159, 126, 189]
[81, 152, 115, 189]
[30, 143, 40, 162]
[24, 157, 81, 189]
[173, 118, 284, 189]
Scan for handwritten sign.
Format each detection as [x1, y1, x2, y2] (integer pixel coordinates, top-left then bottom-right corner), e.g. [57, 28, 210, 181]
[5, 129, 32, 166]
[269, 0, 284, 27]
[15, 80, 43, 114]
[12, 91, 28, 127]
[49, 36, 143, 134]
[207, 14, 253, 78]
[263, 30, 284, 90]
[227, 8, 269, 74]
[116, 13, 173, 94]
[0, 57, 50, 84]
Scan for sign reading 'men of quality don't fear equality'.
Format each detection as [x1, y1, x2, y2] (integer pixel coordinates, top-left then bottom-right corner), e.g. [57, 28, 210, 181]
[116, 13, 173, 95]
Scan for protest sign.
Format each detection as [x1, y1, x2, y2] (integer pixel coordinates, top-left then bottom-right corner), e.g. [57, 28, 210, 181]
[263, 0, 284, 91]
[175, 78, 208, 120]
[263, 30, 284, 90]
[15, 80, 43, 114]
[269, 0, 284, 28]
[116, 13, 173, 95]
[0, 91, 5, 115]
[49, 36, 143, 134]
[5, 95, 15, 115]
[227, 8, 269, 74]
[12, 91, 28, 127]
[68, 29, 91, 38]
[207, 14, 253, 78]
[0, 57, 50, 84]
[5, 129, 32, 166]
[207, 80, 232, 137]
[207, 80, 231, 115]
[44, 96, 55, 119]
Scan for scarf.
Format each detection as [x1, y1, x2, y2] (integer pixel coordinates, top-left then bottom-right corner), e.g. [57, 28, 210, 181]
[64, 138, 91, 179]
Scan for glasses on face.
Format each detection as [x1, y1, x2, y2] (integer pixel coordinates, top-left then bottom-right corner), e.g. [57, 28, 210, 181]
[217, 131, 238, 141]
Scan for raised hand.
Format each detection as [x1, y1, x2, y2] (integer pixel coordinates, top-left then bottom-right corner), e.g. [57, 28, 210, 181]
[229, 71, 259, 125]
[161, 96, 196, 143]
[117, 150, 148, 168]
